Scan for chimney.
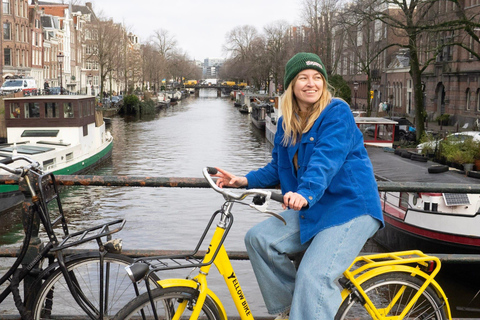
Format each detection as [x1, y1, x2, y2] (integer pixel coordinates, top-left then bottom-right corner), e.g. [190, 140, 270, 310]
[86, 2, 92, 10]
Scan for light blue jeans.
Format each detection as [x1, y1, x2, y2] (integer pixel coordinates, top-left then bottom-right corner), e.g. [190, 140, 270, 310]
[244, 210, 380, 319]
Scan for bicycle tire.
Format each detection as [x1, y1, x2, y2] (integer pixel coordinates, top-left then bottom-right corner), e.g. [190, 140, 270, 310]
[113, 286, 221, 320]
[31, 253, 160, 319]
[335, 272, 447, 320]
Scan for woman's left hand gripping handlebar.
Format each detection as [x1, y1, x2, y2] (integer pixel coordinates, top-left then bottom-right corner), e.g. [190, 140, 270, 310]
[211, 167, 248, 188]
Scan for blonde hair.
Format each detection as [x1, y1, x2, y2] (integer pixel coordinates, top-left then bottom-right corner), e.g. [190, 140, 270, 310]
[280, 74, 333, 146]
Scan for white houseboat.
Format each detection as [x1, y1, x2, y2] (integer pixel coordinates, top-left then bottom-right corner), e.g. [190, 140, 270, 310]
[0, 95, 113, 213]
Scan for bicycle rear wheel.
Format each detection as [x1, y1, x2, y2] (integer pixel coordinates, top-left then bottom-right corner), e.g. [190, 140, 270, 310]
[113, 286, 221, 320]
[335, 272, 447, 319]
[31, 253, 160, 319]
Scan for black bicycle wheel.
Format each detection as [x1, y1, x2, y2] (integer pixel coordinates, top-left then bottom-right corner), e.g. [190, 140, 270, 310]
[31, 253, 160, 319]
[335, 272, 447, 320]
[113, 287, 221, 320]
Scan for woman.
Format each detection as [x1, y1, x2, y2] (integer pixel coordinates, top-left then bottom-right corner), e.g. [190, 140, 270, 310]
[213, 52, 383, 320]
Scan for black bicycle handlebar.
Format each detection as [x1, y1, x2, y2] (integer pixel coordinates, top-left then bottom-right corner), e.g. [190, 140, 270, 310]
[0, 155, 41, 175]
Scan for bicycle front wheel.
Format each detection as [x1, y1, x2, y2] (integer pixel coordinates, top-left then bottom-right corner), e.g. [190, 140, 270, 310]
[113, 287, 221, 320]
[335, 272, 447, 320]
[32, 253, 160, 319]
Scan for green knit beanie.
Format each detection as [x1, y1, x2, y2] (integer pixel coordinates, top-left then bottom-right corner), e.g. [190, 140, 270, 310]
[284, 52, 328, 89]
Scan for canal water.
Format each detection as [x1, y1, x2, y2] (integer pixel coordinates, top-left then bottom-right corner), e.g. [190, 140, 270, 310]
[1, 88, 479, 317]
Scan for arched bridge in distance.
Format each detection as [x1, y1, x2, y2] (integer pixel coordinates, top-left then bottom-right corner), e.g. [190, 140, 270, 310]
[183, 84, 246, 97]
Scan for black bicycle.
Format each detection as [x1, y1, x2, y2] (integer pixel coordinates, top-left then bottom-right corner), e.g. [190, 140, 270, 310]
[0, 155, 159, 319]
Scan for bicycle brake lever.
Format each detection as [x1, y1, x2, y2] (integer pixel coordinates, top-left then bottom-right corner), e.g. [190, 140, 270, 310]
[248, 203, 286, 225]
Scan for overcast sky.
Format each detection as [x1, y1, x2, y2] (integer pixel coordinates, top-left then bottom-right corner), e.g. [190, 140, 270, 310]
[87, 0, 302, 61]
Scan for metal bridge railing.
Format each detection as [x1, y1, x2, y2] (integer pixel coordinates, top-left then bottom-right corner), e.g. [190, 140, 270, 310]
[1, 174, 480, 264]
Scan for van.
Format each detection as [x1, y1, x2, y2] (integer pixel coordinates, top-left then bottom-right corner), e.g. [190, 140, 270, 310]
[0, 78, 37, 95]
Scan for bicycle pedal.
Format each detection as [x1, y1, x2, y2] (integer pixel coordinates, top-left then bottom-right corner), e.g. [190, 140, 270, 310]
[104, 239, 122, 253]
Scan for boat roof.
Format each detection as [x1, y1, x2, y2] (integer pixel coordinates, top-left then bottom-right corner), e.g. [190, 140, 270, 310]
[3, 95, 93, 101]
[355, 117, 398, 125]
[367, 146, 480, 184]
[0, 144, 55, 155]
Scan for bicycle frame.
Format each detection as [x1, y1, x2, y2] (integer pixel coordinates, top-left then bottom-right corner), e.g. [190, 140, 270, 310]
[155, 218, 251, 320]
[0, 156, 126, 319]
[339, 250, 452, 320]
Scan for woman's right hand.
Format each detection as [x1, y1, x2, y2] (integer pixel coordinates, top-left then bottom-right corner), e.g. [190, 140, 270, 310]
[212, 167, 248, 188]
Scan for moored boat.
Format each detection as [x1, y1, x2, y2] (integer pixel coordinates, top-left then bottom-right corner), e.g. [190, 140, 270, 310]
[0, 95, 113, 213]
[366, 145, 480, 254]
[250, 99, 274, 130]
[265, 97, 280, 145]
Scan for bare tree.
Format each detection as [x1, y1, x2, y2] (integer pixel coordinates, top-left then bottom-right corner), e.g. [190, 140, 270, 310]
[351, 0, 480, 138]
[263, 20, 292, 93]
[300, 0, 340, 74]
[85, 16, 123, 100]
[151, 29, 177, 59]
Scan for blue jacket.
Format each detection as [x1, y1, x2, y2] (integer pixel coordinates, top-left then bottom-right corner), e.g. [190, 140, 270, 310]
[246, 99, 384, 244]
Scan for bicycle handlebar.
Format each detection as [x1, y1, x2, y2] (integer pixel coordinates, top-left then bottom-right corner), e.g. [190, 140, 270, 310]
[0, 155, 41, 175]
[203, 167, 286, 224]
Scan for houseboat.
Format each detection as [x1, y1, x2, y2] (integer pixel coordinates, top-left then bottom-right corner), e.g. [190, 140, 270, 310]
[251, 99, 275, 130]
[367, 145, 480, 254]
[265, 97, 281, 145]
[0, 95, 113, 213]
[355, 117, 397, 148]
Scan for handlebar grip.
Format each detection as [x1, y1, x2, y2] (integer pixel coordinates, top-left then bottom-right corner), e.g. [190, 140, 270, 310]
[271, 192, 284, 203]
[207, 167, 218, 175]
[0, 157, 13, 165]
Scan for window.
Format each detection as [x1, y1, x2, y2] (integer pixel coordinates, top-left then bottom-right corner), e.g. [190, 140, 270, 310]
[466, 88, 471, 110]
[24, 102, 40, 118]
[10, 103, 20, 119]
[45, 102, 59, 118]
[4, 48, 11, 66]
[477, 89, 480, 112]
[64, 102, 74, 118]
[43, 158, 56, 171]
[3, 22, 11, 40]
[3, 0, 9, 14]
[66, 152, 73, 162]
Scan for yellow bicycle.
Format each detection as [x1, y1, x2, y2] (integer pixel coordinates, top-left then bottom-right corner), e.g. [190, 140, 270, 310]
[113, 167, 452, 320]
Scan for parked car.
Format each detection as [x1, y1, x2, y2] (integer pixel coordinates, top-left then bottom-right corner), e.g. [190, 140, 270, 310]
[48, 87, 71, 95]
[416, 131, 480, 154]
[111, 96, 122, 104]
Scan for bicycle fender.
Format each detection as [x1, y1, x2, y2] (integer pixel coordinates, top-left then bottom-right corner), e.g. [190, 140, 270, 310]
[157, 278, 227, 320]
[340, 265, 452, 320]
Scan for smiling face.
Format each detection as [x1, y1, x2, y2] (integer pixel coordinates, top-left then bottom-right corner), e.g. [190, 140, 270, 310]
[293, 69, 324, 111]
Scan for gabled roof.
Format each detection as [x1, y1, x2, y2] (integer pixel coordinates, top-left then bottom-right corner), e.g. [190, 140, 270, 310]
[388, 49, 410, 69]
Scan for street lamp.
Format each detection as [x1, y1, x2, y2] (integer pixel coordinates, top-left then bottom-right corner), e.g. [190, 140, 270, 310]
[57, 52, 64, 95]
[87, 73, 93, 95]
[353, 81, 359, 110]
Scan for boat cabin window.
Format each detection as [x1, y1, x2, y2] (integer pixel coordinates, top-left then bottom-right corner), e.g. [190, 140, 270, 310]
[24, 102, 40, 118]
[9, 103, 20, 119]
[79, 104, 83, 118]
[45, 102, 59, 118]
[66, 152, 73, 162]
[21, 130, 59, 137]
[64, 102, 74, 118]
[43, 158, 56, 171]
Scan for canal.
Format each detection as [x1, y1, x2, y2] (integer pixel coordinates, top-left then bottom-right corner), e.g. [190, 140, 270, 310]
[1, 88, 479, 318]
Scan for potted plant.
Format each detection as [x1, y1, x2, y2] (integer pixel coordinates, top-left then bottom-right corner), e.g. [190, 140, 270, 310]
[435, 113, 450, 126]
[441, 138, 478, 172]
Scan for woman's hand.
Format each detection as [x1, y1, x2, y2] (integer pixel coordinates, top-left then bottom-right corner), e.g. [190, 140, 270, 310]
[283, 192, 308, 211]
[212, 167, 248, 188]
